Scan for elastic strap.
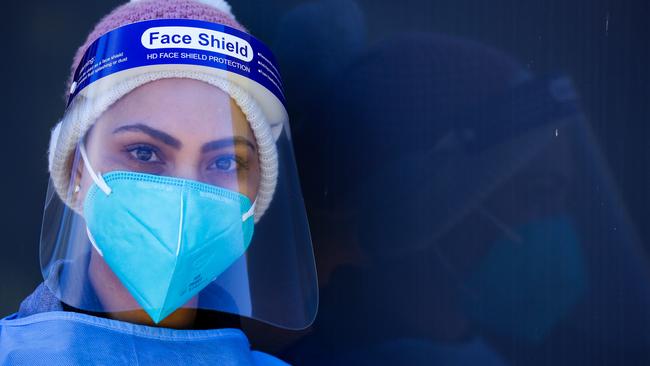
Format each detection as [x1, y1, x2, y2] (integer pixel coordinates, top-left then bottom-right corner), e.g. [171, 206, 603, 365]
[78, 141, 112, 195]
[242, 200, 256, 222]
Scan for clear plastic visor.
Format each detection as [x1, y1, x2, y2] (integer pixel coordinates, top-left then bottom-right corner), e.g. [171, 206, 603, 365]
[40, 77, 317, 330]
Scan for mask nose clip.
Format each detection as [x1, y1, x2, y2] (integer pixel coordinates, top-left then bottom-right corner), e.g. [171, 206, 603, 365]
[78, 141, 112, 195]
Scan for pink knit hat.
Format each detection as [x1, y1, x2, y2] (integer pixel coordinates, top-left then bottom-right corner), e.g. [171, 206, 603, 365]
[49, 0, 282, 221]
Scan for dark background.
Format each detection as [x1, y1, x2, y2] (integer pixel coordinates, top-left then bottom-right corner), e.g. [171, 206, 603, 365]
[1, 0, 648, 326]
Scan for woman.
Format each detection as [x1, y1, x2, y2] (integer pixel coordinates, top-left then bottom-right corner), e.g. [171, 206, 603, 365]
[0, 0, 317, 364]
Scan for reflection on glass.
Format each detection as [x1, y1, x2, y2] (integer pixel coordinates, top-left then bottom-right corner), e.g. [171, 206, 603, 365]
[285, 31, 650, 366]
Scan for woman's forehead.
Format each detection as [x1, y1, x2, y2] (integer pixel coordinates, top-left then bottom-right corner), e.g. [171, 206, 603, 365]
[94, 78, 253, 141]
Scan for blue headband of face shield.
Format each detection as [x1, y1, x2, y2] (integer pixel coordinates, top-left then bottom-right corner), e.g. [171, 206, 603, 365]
[78, 141, 256, 323]
[68, 19, 286, 108]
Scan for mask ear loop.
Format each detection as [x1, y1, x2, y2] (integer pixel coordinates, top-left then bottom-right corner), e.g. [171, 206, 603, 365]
[242, 200, 256, 222]
[78, 141, 112, 195]
[78, 141, 110, 257]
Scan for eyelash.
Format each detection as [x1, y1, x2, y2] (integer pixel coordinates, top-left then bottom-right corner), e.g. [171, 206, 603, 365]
[208, 155, 249, 172]
[124, 144, 249, 172]
[125, 144, 163, 164]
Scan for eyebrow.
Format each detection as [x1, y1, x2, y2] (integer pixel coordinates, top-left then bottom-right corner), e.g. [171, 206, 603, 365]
[113, 123, 256, 153]
[113, 123, 182, 149]
[201, 136, 257, 154]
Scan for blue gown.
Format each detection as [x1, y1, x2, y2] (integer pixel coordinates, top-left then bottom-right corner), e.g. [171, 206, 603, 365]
[0, 284, 289, 365]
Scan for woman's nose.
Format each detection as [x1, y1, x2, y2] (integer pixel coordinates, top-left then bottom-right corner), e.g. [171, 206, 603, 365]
[170, 162, 202, 183]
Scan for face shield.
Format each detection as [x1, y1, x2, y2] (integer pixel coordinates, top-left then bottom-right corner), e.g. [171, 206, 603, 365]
[40, 19, 317, 330]
[358, 74, 650, 352]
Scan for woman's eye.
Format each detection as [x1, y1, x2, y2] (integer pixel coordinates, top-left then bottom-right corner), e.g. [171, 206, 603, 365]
[210, 156, 243, 172]
[128, 146, 160, 163]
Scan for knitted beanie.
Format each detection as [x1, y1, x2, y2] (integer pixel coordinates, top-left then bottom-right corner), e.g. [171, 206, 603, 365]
[48, 0, 281, 222]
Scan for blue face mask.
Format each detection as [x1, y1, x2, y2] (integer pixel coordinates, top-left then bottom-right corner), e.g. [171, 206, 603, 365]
[460, 213, 587, 343]
[79, 143, 255, 323]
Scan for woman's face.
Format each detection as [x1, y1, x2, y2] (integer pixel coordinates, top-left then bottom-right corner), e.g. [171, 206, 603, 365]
[80, 78, 260, 200]
[76, 78, 261, 327]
